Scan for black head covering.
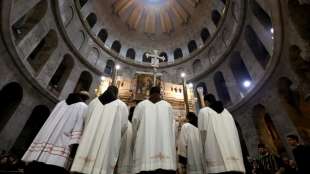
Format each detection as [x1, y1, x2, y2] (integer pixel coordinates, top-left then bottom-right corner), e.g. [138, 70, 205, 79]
[204, 94, 224, 113]
[98, 85, 118, 105]
[186, 112, 198, 127]
[66, 93, 83, 105]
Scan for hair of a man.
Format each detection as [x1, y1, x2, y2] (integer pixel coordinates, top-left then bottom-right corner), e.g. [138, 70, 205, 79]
[204, 94, 216, 104]
[149, 86, 161, 96]
[287, 134, 299, 142]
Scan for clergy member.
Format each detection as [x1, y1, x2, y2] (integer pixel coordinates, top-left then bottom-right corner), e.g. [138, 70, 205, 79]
[198, 94, 245, 174]
[22, 92, 89, 174]
[132, 86, 176, 174]
[177, 112, 205, 174]
[71, 86, 129, 174]
[116, 106, 135, 174]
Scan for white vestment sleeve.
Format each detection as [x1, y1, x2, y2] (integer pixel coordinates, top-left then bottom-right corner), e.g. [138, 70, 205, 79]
[69, 104, 87, 145]
[177, 126, 188, 158]
[120, 104, 129, 137]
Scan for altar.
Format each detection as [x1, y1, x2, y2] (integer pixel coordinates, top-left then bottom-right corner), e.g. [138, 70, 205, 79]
[95, 73, 196, 120]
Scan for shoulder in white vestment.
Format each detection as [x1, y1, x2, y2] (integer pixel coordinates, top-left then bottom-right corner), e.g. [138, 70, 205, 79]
[22, 101, 88, 169]
[71, 98, 129, 174]
[132, 100, 176, 173]
[178, 123, 205, 174]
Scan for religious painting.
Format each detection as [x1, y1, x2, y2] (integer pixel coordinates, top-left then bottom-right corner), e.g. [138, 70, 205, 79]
[135, 73, 161, 100]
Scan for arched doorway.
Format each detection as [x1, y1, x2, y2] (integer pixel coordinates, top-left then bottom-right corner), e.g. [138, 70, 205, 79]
[11, 105, 50, 158]
[0, 82, 23, 133]
[252, 104, 285, 154]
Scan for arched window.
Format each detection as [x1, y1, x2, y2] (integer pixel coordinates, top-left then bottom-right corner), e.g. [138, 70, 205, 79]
[0, 82, 23, 132]
[229, 52, 252, 92]
[250, 0, 272, 30]
[174, 48, 183, 59]
[142, 52, 151, 63]
[74, 71, 93, 92]
[11, 0, 48, 42]
[27, 30, 58, 73]
[104, 60, 115, 75]
[192, 59, 202, 74]
[245, 25, 270, 69]
[188, 40, 198, 53]
[49, 54, 74, 95]
[159, 52, 168, 62]
[86, 13, 97, 29]
[213, 71, 231, 105]
[79, 0, 88, 8]
[111, 40, 121, 53]
[11, 105, 50, 158]
[212, 10, 221, 27]
[98, 29, 108, 43]
[126, 49, 136, 60]
[201, 28, 210, 43]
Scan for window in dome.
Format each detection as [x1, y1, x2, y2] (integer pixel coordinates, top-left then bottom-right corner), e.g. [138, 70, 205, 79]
[174, 48, 183, 59]
[188, 40, 197, 53]
[214, 71, 231, 106]
[211, 10, 221, 27]
[245, 26, 270, 69]
[111, 41, 121, 53]
[126, 49, 136, 60]
[86, 13, 97, 29]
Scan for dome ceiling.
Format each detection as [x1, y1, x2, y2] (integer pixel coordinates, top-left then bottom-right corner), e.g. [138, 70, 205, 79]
[112, 0, 200, 34]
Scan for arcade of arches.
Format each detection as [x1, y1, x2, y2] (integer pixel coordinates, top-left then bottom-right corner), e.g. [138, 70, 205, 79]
[0, 0, 310, 172]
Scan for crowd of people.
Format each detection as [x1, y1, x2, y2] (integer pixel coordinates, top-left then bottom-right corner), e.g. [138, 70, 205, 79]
[1, 85, 309, 174]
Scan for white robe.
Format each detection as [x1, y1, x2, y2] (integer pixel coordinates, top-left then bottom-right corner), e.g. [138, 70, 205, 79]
[71, 98, 128, 174]
[178, 123, 205, 174]
[132, 100, 176, 173]
[22, 101, 87, 169]
[198, 107, 245, 173]
[117, 121, 133, 174]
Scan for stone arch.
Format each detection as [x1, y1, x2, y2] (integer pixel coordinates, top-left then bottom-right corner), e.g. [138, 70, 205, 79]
[11, 0, 48, 42]
[277, 77, 310, 143]
[11, 105, 50, 158]
[86, 13, 97, 29]
[104, 59, 115, 76]
[111, 40, 121, 53]
[229, 52, 252, 93]
[126, 48, 136, 60]
[63, 6, 74, 27]
[252, 104, 285, 154]
[245, 25, 270, 69]
[192, 59, 202, 74]
[0, 82, 23, 132]
[211, 10, 221, 27]
[74, 71, 93, 92]
[250, 0, 272, 30]
[188, 40, 197, 53]
[98, 29, 108, 43]
[48, 54, 74, 95]
[27, 30, 58, 73]
[174, 48, 183, 60]
[201, 28, 210, 43]
[213, 71, 231, 106]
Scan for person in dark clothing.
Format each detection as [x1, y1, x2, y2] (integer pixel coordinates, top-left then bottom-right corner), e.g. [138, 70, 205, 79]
[253, 144, 284, 174]
[287, 134, 310, 174]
